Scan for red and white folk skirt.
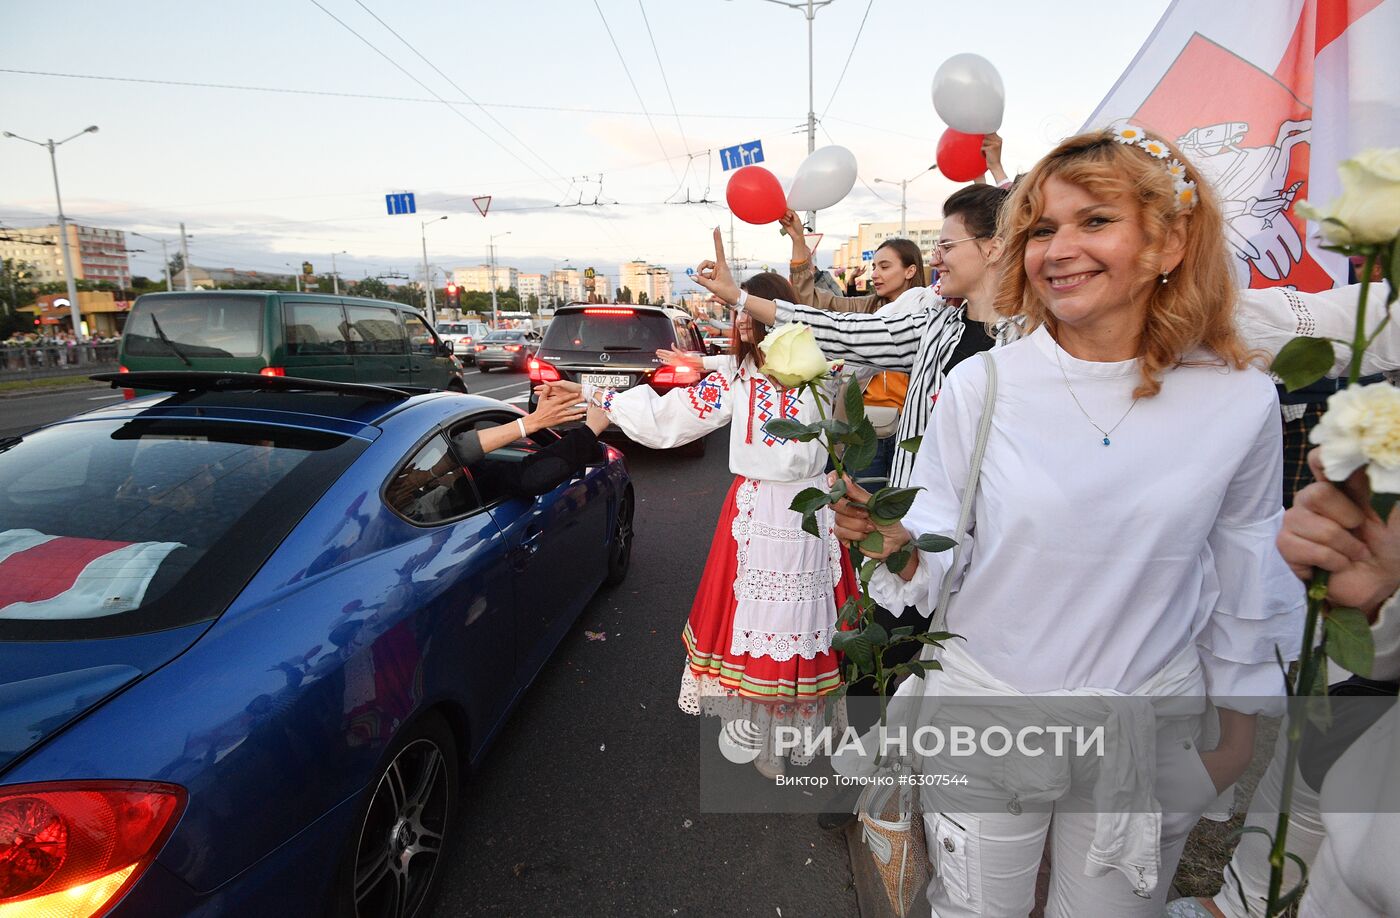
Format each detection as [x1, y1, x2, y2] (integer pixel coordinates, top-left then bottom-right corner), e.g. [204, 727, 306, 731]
[678, 475, 859, 738]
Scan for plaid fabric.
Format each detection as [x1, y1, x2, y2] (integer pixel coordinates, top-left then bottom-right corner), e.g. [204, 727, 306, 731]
[1282, 403, 1327, 508]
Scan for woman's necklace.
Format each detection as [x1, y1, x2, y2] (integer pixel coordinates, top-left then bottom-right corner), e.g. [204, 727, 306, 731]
[1053, 342, 1140, 446]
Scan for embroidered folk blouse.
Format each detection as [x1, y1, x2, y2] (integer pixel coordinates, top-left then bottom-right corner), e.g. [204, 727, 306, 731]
[588, 356, 838, 483]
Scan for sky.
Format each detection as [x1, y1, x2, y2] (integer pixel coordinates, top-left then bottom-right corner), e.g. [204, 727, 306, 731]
[1, 0, 1172, 295]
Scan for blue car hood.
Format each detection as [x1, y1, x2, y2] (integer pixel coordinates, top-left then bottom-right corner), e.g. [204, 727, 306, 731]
[0, 623, 210, 776]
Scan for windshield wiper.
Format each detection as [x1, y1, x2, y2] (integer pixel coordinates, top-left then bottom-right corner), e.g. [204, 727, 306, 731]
[149, 314, 193, 367]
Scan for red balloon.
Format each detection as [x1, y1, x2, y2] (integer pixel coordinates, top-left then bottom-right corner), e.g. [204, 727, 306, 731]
[936, 128, 987, 183]
[726, 166, 787, 225]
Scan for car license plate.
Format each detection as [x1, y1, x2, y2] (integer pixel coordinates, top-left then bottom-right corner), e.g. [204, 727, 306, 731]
[581, 373, 629, 389]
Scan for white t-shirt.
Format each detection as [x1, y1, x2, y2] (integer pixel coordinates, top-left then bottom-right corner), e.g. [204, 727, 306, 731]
[883, 326, 1305, 712]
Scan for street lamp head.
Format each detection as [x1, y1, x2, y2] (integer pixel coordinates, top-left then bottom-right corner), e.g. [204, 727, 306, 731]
[84, 126, 99, 134]
[1, 132, 13, 139]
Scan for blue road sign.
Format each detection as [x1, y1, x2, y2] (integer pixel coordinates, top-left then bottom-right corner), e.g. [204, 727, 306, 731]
[719, 140, 766, 171]
[685, 267, 696, 276]
[385, 192, 417, 215]
[862, 250, 875, 261]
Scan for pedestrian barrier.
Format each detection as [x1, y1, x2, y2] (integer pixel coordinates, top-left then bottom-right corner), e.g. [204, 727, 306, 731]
[0, 344, 120, 380]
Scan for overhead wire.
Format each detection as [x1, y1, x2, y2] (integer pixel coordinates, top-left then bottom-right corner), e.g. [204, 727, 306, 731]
[819, 0, 876, 120]
[0, 68, 789, 120]
[591, 0, 680, 184]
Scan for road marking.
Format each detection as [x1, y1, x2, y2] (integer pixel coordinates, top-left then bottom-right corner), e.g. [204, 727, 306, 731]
[87, 394, 123, 401]
[472, 381, 530, 396]
[504, 395, 530, 404]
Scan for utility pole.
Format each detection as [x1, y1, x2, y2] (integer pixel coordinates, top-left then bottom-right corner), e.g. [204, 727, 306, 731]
[488, 231, 511, 329]
[179, 222, 193, 290]
[757, 0, 832, 230]
[331, 250, 346, 295]
[2, 124, 99, 343]
[420, 216, 447, 325]
[874, 165, 938, 237]
[131, 232, 173, 291]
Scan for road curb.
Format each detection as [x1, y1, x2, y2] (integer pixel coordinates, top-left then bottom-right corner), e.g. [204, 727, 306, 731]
[0, 381, 111, 400]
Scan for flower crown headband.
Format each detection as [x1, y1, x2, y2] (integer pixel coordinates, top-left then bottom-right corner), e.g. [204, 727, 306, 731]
[1109, 123, 1198, 213]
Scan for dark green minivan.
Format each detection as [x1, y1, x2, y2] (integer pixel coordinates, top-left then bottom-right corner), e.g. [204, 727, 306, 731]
[119, 291, 467, 391]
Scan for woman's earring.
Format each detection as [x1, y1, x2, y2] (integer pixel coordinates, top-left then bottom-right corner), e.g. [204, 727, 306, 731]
[1160, 272, 1170, 285]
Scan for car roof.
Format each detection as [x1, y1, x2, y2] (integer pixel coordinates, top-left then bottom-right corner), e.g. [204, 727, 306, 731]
[64, 376, 504, 440]
[133, 290, 422, 312]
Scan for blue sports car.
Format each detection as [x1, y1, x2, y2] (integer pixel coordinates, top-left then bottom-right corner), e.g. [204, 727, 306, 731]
[0, 372, 634, 917]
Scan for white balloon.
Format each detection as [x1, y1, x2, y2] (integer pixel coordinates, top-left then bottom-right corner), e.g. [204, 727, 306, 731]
[931, 53, 1005, 134]
[786, 145, 858, 212]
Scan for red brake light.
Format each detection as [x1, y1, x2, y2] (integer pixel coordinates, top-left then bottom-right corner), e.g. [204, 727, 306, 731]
[505, 345, 522, 352]
[259, 367, 286, 377]
[653, 364, 701, 386]
[528, 358, 561, 383]
[0, 781, 185, 917]
[475, 345, 486, 352]
[582, 308, 635, 316]
[117, 366, 134, 401]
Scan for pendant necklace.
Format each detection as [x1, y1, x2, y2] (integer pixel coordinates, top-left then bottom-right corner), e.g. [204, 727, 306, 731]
[1053, 341, 1140, 446]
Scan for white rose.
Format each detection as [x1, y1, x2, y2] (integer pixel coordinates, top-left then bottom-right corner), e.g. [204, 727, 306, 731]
[758, 322, 838, 387]
[1309, 382, 1400, 493]
[1296, 148, 1400, 246]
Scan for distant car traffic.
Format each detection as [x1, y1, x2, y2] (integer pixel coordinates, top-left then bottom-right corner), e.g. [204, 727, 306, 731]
[527, 303, 709, 455]
[474, 329, 540, 373]
[120, 291, 466, 392]
[435, 321, 491, 365]
[694, 319, 733, 355]
[0, 371, 633, 917]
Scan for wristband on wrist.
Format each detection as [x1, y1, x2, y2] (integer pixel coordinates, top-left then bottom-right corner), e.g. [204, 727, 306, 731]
[735, 289, 749, 311]
[516, 418, 528, 439]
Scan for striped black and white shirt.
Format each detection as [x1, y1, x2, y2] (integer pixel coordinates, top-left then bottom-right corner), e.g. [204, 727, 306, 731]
[774, 289, 1009, 488]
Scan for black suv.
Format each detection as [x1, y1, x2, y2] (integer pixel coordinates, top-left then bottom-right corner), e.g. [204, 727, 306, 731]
[528, 303, 710, 452]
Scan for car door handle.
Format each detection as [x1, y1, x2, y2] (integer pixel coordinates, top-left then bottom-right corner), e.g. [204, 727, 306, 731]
[520, 529, 544, 555]
[397, 366, 411, 373]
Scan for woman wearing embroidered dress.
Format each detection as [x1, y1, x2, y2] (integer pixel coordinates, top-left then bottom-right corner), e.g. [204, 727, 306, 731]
[540, 273, 859, 778]
[820, 127, 1302, 914]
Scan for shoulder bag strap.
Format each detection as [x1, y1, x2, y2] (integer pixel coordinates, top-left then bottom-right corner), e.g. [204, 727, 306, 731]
[929, 352, 997, 633]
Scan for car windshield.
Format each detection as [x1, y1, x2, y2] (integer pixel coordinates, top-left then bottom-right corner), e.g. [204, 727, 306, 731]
[438, 324, 472, 335]
[0, 418, 362, 639]
[484, 331, 523, 341]
[124, 295, 264, 358]
[542, 311, 675, 352]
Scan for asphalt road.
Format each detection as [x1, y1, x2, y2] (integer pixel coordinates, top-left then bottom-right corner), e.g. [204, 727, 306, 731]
[2, 366, 860, 916]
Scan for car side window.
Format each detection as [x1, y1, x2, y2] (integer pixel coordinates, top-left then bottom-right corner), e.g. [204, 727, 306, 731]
[447, 414, 559, 506]
[284, 303, 350, 355]
[404, 312, 440, 356]
[346, 305, 408, 356]
[385, 434, 482, 525]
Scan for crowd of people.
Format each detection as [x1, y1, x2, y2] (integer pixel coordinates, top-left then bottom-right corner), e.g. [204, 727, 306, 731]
[537, 122, 1397, 915]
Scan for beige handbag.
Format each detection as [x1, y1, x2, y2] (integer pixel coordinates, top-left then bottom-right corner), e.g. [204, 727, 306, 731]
[856, 352, 997, 916]
[866, 405, 901, 439]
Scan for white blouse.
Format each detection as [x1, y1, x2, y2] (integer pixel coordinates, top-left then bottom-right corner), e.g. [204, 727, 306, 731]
[878, 326, 1305, 712]
[592, 355, 837, 483]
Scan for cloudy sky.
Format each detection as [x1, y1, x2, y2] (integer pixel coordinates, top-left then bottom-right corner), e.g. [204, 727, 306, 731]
[2, 0, 1170, 293]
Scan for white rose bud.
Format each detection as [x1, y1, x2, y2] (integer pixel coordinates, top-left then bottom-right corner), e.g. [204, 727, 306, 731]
[757, 322, 838, 388]
[1296, 148, 1400, 246]
[1309, 381, 1400, 493]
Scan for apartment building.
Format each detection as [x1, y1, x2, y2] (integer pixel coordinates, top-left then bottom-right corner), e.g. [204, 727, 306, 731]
[0, 223, 131, 287]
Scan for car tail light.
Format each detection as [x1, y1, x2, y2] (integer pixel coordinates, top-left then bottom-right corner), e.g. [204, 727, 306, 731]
[527, 358, 560, 383]
[653, 364, 701, 387]
[259, 367, 286, 377]
[0, 781, 185, 917]
[505, 345, 522, 352]
[582, 307, 635, 316]
[117, 366, 134, 401]
[475, 345, 487, 352]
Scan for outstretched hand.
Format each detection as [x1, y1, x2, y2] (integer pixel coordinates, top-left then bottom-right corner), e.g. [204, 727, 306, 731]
[656, 347, 703, 370]
[692, 228, 742, 307]
[828, 472, 912, 560]
[527, 389, 586, 430]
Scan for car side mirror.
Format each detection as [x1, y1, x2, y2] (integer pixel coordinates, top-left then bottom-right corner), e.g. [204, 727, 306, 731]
[441, 341, 454, 356]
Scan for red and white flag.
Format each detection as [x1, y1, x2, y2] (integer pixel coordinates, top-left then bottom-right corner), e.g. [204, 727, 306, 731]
[1085, 0, 1400, 291]
[0, 529, 183, 620]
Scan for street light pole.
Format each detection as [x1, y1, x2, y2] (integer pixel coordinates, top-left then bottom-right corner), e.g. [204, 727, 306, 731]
[757, 0, 833, 230]
[179, 222, 193, 290]
[874, 165, 938, 237]
[488, 231, 511, 330]
[420, 216, 448, 325]
[3, 124, 99, 343]
[331, 250, 346, 295]
[131, 232, 173, 292]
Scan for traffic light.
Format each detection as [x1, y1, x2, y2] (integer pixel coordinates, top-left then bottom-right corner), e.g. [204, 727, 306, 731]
[445, 283, 459, 308]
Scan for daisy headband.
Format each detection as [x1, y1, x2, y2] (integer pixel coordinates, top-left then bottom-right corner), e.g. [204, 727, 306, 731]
[1109, 123, 1198, 213]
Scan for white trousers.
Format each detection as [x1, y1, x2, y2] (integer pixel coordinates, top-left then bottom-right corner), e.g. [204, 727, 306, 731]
[922, 716, 1221, 917]
[1209, 724, 1326, 918]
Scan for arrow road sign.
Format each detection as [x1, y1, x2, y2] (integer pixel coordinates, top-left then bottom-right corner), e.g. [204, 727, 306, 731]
[386, 192, 416, 215]
[719, 140, 765, 171]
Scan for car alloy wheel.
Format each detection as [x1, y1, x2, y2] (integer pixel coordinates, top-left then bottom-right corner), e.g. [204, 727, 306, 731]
[349, 721, 456, 918]
[605, 490, 634, 586]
